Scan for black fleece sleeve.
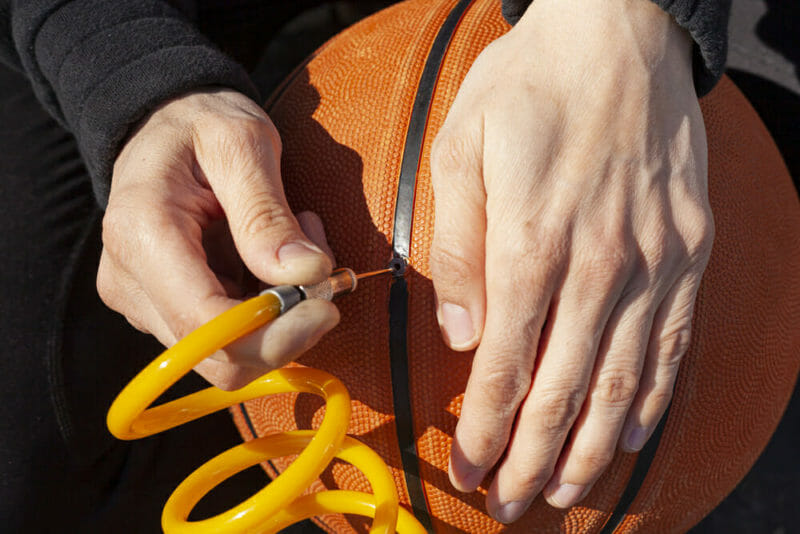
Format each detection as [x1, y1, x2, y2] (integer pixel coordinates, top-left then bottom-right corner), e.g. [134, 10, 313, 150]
[0, 0, 259, 207]
[501, 0, 732, 96]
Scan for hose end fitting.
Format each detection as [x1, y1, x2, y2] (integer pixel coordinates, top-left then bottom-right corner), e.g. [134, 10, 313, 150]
[299, 268, 358, 301]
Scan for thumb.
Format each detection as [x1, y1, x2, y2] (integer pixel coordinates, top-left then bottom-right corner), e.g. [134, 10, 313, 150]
[197, 114, 332, 286]
[430, 124, 487, 351]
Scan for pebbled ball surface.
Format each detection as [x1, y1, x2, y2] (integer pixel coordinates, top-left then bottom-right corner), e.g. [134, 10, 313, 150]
[233, 1, 800, 532]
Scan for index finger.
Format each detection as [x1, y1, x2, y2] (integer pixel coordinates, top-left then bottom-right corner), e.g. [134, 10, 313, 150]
[449, 227, 562, 492]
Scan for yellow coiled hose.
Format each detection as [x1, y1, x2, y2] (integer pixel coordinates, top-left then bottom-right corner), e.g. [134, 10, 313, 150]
[107, 290, 426, 534]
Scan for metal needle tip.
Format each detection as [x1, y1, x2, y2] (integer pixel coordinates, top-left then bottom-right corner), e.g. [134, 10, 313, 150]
[355, 268, 393, 280]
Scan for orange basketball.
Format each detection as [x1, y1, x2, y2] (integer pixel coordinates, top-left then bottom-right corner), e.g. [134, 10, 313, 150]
[231, 0, 800, 531]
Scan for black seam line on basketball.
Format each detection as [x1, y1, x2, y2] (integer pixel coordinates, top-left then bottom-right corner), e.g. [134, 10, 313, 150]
[597, 401, 673, 534]
[238, 402, 258, 439]
[388, 0, 475, 532]
[390, 0, 474, 259]
[389, 277, 435, 530]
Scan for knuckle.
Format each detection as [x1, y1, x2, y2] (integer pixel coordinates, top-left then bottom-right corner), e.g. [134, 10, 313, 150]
[639, 232, 678, 271]
[647, 386, 675, 412]
[169, 310, 201, 341]
[477, 361, 531, 417]
[430, 242, 480, 291]
[575, 240, 634, 290]
[571, 448, 614, 475]
[506, 468, 552, 498]
[659, 323, 693, 366]
[101, 205, 151, 265]
[95, 261, 117, 307]
[222, 121, 264, 157]
[203, 116, 279, 169]
[100, 208, 128, 249]
[534, 386, 585, 433]
[592, 368, 640, 406]
[671, 203, 715, 264]
[687, 215, 715, 262]
[518, 230, 567, 265]
[578, 224, 634, 269]
[462, 432, 508, 469]
[593, 241, 635, 275]
[493, 231, 567, 291]
[235, 116, 278, 148]
[236, 193, 296, 239]
[125, 316, 151, 335]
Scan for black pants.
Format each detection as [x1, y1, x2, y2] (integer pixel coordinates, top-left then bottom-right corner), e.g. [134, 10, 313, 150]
[1, 2, 797, 533]
[0, 60, 278, 532]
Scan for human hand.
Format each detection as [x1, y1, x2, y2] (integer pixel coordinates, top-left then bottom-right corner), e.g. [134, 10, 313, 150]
[430, 0, 713, 522]
[98, 89, 339, 391]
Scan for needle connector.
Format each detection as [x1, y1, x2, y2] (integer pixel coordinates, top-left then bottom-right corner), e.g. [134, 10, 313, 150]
[299, 268, 358, 301]
[262, 267, 393, 314]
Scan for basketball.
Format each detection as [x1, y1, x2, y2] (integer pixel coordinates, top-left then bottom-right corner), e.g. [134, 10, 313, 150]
[231, 0, 800, 531]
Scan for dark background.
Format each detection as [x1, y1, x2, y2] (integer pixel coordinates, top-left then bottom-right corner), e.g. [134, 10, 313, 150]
[694, 1, 799, 531]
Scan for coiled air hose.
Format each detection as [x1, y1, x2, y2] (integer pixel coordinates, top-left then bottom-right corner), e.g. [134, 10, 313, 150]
[106, 269, 426, 534]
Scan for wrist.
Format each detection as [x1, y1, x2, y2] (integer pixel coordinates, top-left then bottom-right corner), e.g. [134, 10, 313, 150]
[515, 0, 693, 85]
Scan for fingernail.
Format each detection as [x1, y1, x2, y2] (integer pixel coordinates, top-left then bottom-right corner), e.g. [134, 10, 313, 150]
[277, 241, 323, 268]
[495, 500, 531, 524]
[439, 303, 474, 349]
[624, 426, 650, 452]
[450, 464, 485, 492]
[547, 483, 585, 508]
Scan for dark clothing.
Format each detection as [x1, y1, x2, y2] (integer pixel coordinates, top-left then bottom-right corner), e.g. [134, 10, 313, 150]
[0, 0, 730, 209]
[0, 61, 272, 533]
[0, 0, 260, 204]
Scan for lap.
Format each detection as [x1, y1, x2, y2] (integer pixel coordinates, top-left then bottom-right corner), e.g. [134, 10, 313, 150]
[0, 62, 265, 533]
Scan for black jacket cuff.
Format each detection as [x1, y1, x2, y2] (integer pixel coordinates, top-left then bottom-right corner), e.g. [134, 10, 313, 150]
[10, 0, 259, 206]
[649, 0, 731, 96]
